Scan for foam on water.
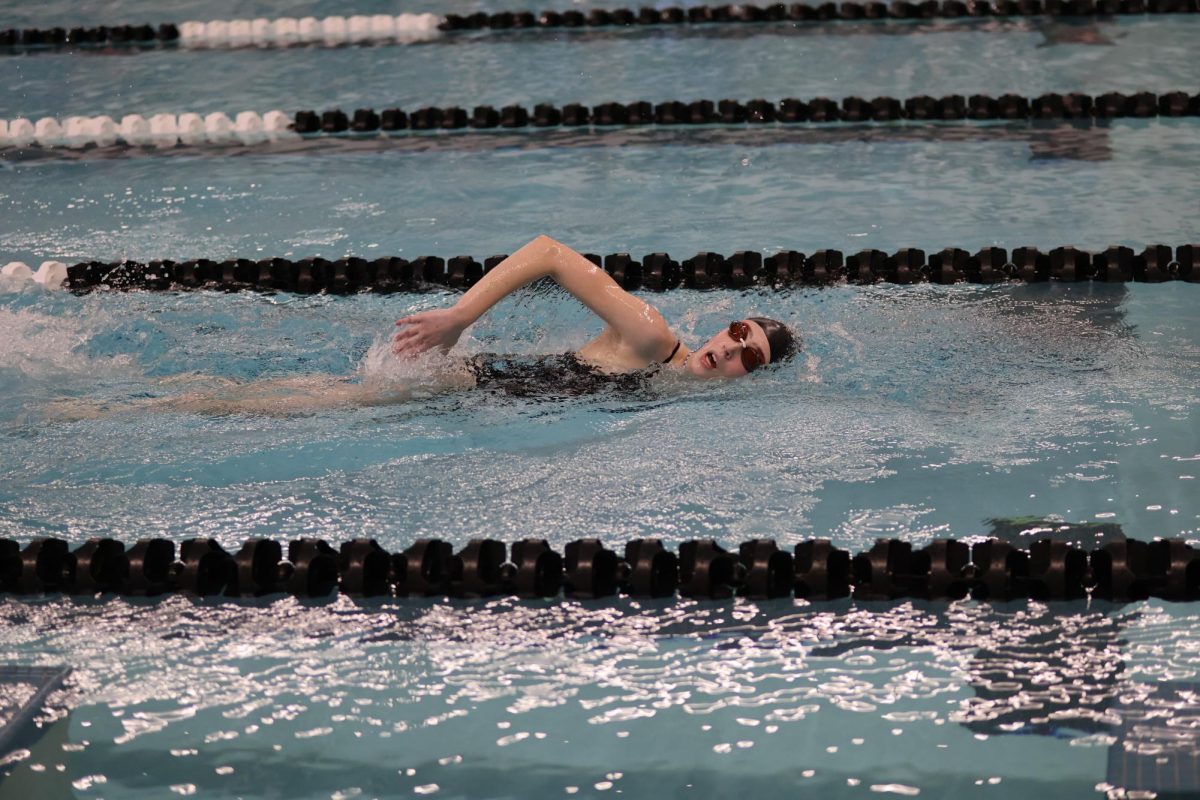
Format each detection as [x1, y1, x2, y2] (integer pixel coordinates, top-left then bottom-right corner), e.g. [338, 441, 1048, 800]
[355, 336, 456, 389]
[0, 305, 137, 385]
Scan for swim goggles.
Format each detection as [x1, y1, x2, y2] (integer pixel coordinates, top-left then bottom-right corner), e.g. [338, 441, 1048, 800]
[729, 320, 766, 372]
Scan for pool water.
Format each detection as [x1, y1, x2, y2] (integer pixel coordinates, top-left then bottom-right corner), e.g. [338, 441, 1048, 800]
[1, 1, 1199, 798]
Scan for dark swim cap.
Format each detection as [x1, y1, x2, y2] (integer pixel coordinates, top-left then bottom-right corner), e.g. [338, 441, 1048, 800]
[747, 317, 798, 364]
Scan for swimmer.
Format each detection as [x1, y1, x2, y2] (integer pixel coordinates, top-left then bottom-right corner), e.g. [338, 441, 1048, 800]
[393, 234, 797, 379]
[45, 235, 797, 418]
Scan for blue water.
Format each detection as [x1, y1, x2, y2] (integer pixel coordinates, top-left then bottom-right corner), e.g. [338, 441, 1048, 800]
[5, 19, 1199, 120]
[2, 123, 1199, 264]
[2, 1, 1199, 798]
[0, 282, 1196, 544]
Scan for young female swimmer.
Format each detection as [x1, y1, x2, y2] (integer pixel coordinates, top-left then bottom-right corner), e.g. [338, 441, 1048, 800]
[46, 236, 798, 419]
[392, 234, 797, 379]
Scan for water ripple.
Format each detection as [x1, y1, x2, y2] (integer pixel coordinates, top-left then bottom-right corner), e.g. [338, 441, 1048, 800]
[5, 597, 1200, 796]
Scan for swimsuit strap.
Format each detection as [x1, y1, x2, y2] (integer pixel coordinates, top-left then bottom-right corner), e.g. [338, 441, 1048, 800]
[661, 339, 682, 364]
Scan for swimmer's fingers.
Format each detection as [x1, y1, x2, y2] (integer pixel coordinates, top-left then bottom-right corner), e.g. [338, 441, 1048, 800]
[393, 314, 434, 356]
[391, 340, 423, 356]
[391, 322, 427, 344]
[392, 325, 421, 342]
[392, 308, 466, 355]
[394, 311, 435, 327]
[391, 330, 427, 357]
[392, 336, 453, 359]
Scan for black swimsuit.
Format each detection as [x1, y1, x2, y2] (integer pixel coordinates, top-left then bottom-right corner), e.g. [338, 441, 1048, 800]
[466, 341, 678, 400]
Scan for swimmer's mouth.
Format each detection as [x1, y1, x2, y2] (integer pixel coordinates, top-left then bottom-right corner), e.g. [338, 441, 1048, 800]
[703, 352, 717, 369]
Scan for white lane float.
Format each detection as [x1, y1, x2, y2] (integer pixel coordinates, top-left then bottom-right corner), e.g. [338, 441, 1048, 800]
[148, 113, 179, 147]
[228, 19, 252, 44]
[371, 14, 396, 38]
[322, 15, 349, 44]
[34, 261, 68, 288]
[204, 20, 230, 46]
[8, 118, 35, 148]
[62, 116, 90, 148]
[0, 261, 66, 289]
[34, 117, 64, 147]
[0, 107, 299, 151]
[250, 18, 271, 44]
[203, 112, 236, 144]
[348, 15, 372, 41]
[262, 109, 297, 140]
[172, 12, 443, 47]
[234, 111, 265, 144]
[297, 16, 321, 41]
[1, 262, 33, 281]
[90, 116, 119, 147]
[269, 17, 297, 44]
[177, 21, 206, 43]
[176, 112, 205, 145]
[120, 114, 152, 146]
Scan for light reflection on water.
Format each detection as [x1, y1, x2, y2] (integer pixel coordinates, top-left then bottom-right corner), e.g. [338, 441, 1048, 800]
[3, 596, 1200, 798]
[0, 276, 1198, 797]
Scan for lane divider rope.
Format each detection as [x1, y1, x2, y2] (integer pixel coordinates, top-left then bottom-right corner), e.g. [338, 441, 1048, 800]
[0, 14, 441, 53]
[2, 91, 1197, 152]
[2, 0, 1197, 54]
[444, 0, 1200, 29]
[0, 535, 1193, 602]
[4, 244, 1196, 293]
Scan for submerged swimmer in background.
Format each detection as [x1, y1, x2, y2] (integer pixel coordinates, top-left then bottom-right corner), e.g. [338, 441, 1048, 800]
[48, 235, 798, 418]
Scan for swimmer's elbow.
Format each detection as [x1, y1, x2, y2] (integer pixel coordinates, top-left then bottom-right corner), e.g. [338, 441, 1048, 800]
[531, 234, 576, 280]
[532, 233, 559, 248]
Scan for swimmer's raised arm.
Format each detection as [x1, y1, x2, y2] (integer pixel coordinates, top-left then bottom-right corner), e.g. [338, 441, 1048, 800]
[392, 235, 675, 362]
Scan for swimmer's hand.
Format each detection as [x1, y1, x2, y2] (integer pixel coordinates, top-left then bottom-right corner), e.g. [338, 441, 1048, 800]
[392, 308, 467, 357]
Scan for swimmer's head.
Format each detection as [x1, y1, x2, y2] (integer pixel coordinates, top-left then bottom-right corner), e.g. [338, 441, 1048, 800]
[684, 317, 798, 379]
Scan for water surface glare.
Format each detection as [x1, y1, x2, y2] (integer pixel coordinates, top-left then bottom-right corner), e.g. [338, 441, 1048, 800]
[3, 596, 1200, 799]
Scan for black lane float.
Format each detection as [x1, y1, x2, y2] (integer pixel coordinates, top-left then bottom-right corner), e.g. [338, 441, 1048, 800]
[293, 91, 1200, 131]
[52, 244, 1200, 293]
[443, 0, 1200, 30]
[1, 535, 1196, 603]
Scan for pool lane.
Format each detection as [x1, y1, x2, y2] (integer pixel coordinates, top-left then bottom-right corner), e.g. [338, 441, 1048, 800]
[2, 17, 1197, 120]
[2, 120, 1197, 266]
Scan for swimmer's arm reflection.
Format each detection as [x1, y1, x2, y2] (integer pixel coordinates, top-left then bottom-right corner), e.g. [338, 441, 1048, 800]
[393, 235, 677, 372]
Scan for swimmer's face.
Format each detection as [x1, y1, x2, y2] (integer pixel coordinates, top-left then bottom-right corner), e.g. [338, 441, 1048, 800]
[685, 319, 771, 379]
